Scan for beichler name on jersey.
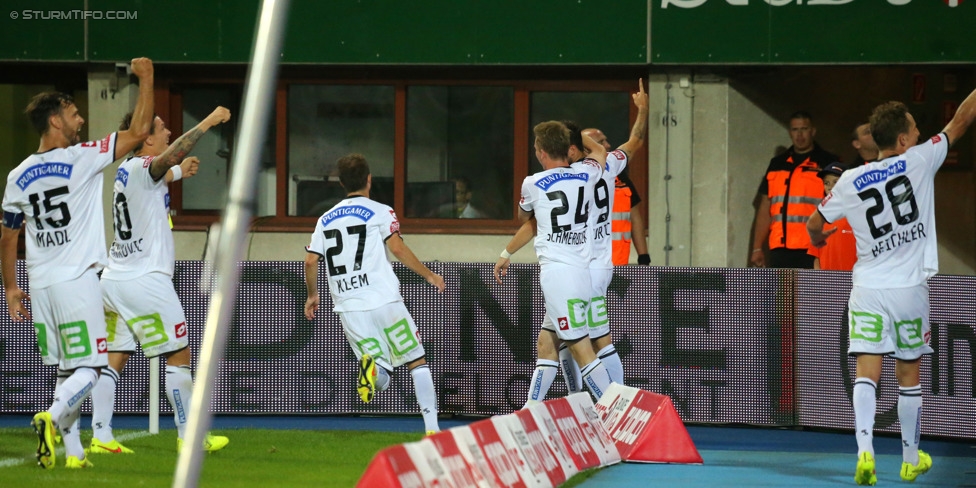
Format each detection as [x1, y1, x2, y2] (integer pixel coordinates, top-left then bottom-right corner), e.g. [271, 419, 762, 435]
[35, 229, 71, 248]
[110, 238, 145, 259]
[320, 205, 374, 227]
[871, 222, 926, 258]
[17, 162, 73, 190]
[546, 229, 587, 245]
[334, 272, 369, 293]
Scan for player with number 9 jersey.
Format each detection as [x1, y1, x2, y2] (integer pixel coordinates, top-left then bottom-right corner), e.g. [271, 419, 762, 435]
[306, 197, 403, 312]
[817, 133, 945, 288]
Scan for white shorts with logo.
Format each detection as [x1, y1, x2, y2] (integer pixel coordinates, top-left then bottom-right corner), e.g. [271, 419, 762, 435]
[847, 284, 933, 361]
[339, 300, 426, 371]
[102, 272, 189, 358]
[31, 267, 108, 370]
[538, 262, 592, 342]
[587, 267, 612, 339]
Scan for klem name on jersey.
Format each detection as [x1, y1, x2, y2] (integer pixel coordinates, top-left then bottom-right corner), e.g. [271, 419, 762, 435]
[853, 160, 906, 191]
[35, 229, 71, 247]
[321, 205, 374, 227]
[534, 171, 588, 191]
[334, 272, 369, 293]
[16, 162, 73, 190]
[871, 222, 926, 258]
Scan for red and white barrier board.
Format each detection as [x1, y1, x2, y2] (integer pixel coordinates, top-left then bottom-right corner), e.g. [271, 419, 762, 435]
[357, 393, 619, 488]
[595, 383, 703, 464]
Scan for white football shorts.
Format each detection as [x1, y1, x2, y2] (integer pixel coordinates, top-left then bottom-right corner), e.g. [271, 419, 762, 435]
[102, 272, 189, 358]
[31, 267, 108, 370]
[538, 262, 592, 342]
[339, 301, 426, 370]
[847, 284, 934, 361]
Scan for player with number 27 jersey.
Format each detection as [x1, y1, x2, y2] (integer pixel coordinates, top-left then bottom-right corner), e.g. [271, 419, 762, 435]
[306, 196, 402, 312]
[2, 133, 117, 289]
[818, 133, 946, 288]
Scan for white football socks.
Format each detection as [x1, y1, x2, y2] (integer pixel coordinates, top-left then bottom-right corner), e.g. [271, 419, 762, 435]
[852, 378, 877, 457]
[165, 365, 194, 439]
[898, 385, 923, 465]
[597, 344, 624, 385]
[410, 365, 439, 433]
[51, 367, 97, 459]
[91, 366, 120, 442]
[558, 345, 582, 394]
[526, 359, 559, 406]
[581, 359, 611, 400]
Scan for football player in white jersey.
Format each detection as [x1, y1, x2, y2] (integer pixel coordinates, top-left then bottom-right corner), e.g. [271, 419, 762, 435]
[808, 88, 976, 485]
[0, 57, 155, 469]
[558, 86, 648, 395]
[90, 106, 231, 455]
[498, 120, 612, 405]
[304, 153, 445, 434]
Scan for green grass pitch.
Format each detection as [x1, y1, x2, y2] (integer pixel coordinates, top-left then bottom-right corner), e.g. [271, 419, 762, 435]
[0, 427, 598, 487]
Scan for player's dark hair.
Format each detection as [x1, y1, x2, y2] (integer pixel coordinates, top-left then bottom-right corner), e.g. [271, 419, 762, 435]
[869, 102, 910, 150]
[851, 122, 869, 142]
[25, 91, 74, 135]
[789, 110, 813, 123]
[533, 121, 570, 160]
[561, 120, 584, 157]
[337, 153, 370, 192]
[119, 112, 158, 153]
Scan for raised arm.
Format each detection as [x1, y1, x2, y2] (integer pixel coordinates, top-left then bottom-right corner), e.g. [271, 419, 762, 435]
[582, 132, 607, 169]
[386, 233, 445, 292]
[943, 87, 976, 147]
[149, 106, 231, 181]
[115, 58, 154, 160]
[617, 79, 650, 158]
[165, 157, 200, 184]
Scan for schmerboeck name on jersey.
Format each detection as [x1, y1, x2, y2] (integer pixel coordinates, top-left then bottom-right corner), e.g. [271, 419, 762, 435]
[871, 222, 926, 258]
[546, 229, 587, 245]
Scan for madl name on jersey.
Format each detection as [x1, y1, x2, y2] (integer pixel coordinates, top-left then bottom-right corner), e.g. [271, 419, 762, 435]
[35, 229, 71, 247]
[334, 272, 369, 293]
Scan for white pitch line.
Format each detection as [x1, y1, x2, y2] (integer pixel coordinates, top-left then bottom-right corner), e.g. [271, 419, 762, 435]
[0, 431, 155, 468]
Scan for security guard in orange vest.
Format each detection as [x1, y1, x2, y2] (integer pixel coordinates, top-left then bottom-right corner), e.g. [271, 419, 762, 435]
[611, 170, 649, 265]
[750, 111, 839, 268]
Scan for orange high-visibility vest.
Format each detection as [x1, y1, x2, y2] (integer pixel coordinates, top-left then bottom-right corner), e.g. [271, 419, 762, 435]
[611, 181, 632, 265]
[767, 156, 823, 250]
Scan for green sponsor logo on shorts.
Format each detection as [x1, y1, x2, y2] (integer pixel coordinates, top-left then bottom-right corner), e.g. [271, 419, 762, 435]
[850, 311, 883, 343]
[59, 321, 91, 359]
[129, 313, 169, 349]
[34, 322, 48, 357]
[588, 296, 608, 328]
[568, 298, 588, 329]
[357, 338, 384, 359]
[384, 318, 419, 356]
[895, 318, 925, 349]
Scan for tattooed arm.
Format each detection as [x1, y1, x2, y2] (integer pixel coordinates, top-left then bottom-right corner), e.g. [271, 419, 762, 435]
[149, 106, 231, 181]
[616, 78, 649, 159]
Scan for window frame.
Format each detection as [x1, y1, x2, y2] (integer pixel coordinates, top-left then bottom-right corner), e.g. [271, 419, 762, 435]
[163, 68, 648, 235]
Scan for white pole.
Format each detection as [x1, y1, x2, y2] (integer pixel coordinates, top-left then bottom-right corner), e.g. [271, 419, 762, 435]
[149, 355, 160, 434]
[171, 0, 289, 486]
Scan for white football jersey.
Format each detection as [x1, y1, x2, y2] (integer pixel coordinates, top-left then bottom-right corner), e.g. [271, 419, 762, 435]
[520, 159, 603, 267]
[101, 155, 176, 281]
[579, 149, 628, 269]
[818, 133, 947, 288]
[1, 133, 117, 289]
[306, 196, 403, 312]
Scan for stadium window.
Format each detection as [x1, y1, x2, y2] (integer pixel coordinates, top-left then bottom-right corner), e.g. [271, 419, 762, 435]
[405, 85, 514, 220]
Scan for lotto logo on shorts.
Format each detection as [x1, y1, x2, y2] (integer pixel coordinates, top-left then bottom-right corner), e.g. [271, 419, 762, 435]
[96, 338, 108, 353]
[558, 317, 569, 330]
[175, 322, 187, 338]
